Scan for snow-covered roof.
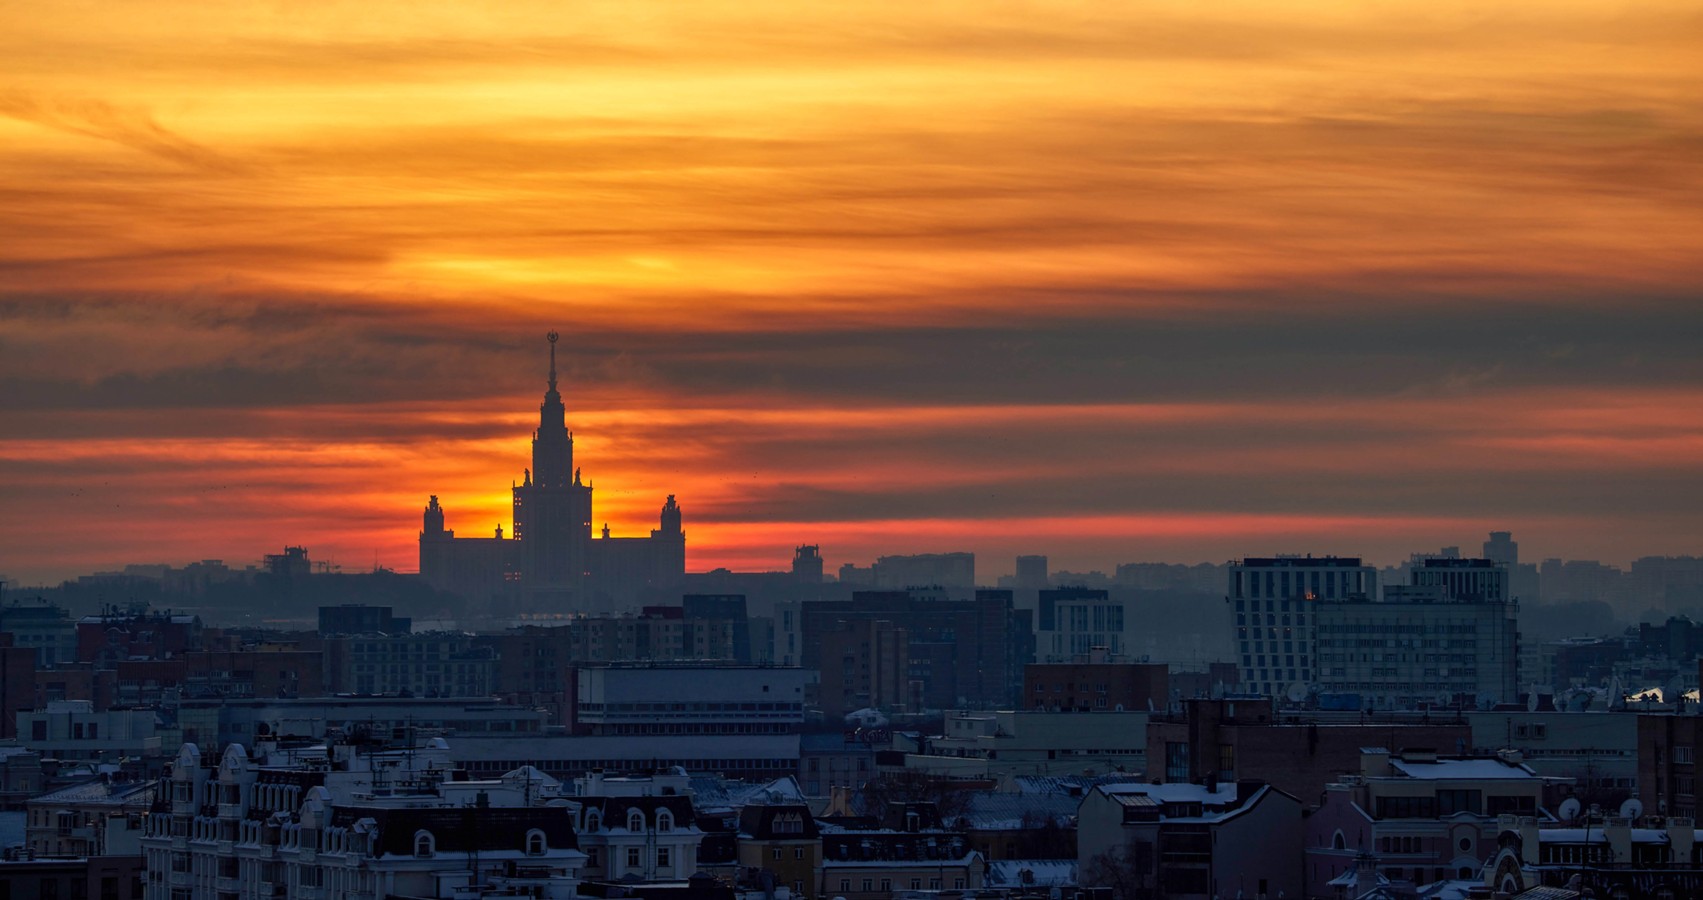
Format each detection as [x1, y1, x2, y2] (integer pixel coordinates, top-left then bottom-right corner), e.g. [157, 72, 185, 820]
[1389, 758, 1535, 780]
[1541, 827, 1670, 844]
[958, 792, 1076, 831]
[1415, 879, 1487, 900]
[690, 775, 806, 812]
[1327, 867, 1389, 888]
[1099, 782, 1239, 804]
[1012, 774, 1145, 795]
[985, 860, 1076, 888]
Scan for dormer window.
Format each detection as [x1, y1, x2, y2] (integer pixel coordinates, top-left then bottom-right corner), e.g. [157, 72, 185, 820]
[526, 829, 547, 856]
[414, 830, 435, 858]
[585, 809, 601, 832]
[656, 810, 673, 833]
[628, 810, 644, 832]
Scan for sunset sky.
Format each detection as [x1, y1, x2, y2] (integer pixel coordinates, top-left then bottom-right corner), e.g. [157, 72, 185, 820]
[3, 1, 1701, 585]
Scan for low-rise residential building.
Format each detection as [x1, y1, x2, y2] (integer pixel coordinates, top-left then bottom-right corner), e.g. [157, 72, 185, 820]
[25, 776, 154, 857]
[1304, 748, 1553, 892]
[139, 738, 588, 900]
[1478, 813, 1703, 897]
[819, 823, 986, 900]
[1076, 780, 1302, 900]
[800, 733, 878, 799]
[570, 769, 706, 882]
[738, 802, 823, 900]
[1145, 699, 1472, 809]
[16, 700, 164, 765]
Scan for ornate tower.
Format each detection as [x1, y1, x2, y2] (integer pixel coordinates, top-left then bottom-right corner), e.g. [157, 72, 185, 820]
[512, 332, 594, 599]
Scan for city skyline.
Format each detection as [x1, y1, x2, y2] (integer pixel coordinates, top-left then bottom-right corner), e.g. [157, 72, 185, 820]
[4, 2, 1702, 585]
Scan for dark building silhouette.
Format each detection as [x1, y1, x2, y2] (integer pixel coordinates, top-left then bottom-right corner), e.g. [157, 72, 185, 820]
[317, 603, 410, 636]
[792, 544, 824, 583]
[420, 332, 686, 610]
[1014, 554, 1049, 589]
[803, 588, 1033, 709]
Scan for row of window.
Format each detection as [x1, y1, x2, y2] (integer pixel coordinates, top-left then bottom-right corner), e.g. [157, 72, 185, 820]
[837, 877, 964, 892]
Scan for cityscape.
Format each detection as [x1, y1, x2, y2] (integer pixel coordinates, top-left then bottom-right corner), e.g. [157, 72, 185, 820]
[4, 3, 1702, 900]
[2, 335, 1702, 899]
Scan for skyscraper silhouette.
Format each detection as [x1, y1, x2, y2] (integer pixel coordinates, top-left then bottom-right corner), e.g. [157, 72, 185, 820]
[419, 333, 684, 609]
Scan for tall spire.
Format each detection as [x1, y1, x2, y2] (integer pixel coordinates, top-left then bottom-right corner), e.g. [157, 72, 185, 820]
[531, 330, 572, 487]
[547, 330, 559, 392]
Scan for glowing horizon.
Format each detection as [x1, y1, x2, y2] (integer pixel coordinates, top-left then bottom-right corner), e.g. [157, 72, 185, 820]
[2, 2, 1701, 585]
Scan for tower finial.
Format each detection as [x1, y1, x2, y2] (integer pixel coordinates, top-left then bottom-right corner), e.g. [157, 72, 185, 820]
[546, 331, 559, 391]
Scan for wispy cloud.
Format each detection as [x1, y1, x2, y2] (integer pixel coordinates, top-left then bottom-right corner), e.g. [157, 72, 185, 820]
[1, 1, 1701, 582]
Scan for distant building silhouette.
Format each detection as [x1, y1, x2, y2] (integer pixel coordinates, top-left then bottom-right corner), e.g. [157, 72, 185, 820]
[1014, 555, 1049, 590]
[419, 333, 685, 609]
[791, 544, 824, 583]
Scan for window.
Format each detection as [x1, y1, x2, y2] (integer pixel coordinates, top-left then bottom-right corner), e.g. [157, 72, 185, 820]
[795, 848, 804, 860]
[862, 879, 873, 892]
[657, 810, 673, 832]
[1166, 742, 1190, 782]
[773, 848, 783, 861]
[628, 810, 645, 831]
[657, 848, 671, 868]
[526, 830, 546, 856]
[881, 880, 891, 892]
[628, 848, 642, 869]
[414, 831, 435, 858]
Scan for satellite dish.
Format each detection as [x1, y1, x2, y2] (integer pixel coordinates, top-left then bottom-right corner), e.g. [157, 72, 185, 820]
[1285, 682, 1308, 703]
[1527, 692, 1540, 713]
[1621, 799, 1644, 820]
[1558, 798, 1581, 822]
[1476, 691, 1496, 711]
[1436, 691, 1452, 707]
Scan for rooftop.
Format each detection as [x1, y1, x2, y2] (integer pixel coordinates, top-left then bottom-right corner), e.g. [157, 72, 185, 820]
[1387, 758, 1536, 780]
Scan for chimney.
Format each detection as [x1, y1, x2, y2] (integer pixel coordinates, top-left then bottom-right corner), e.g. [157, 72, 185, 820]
[1360, 747, 1390, 778]
[1354, 851, 1378, 890]
[1605, 816, 1632, 862]
[1670, 816, 1695, 861]
[1519, 816, 1539, 866]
